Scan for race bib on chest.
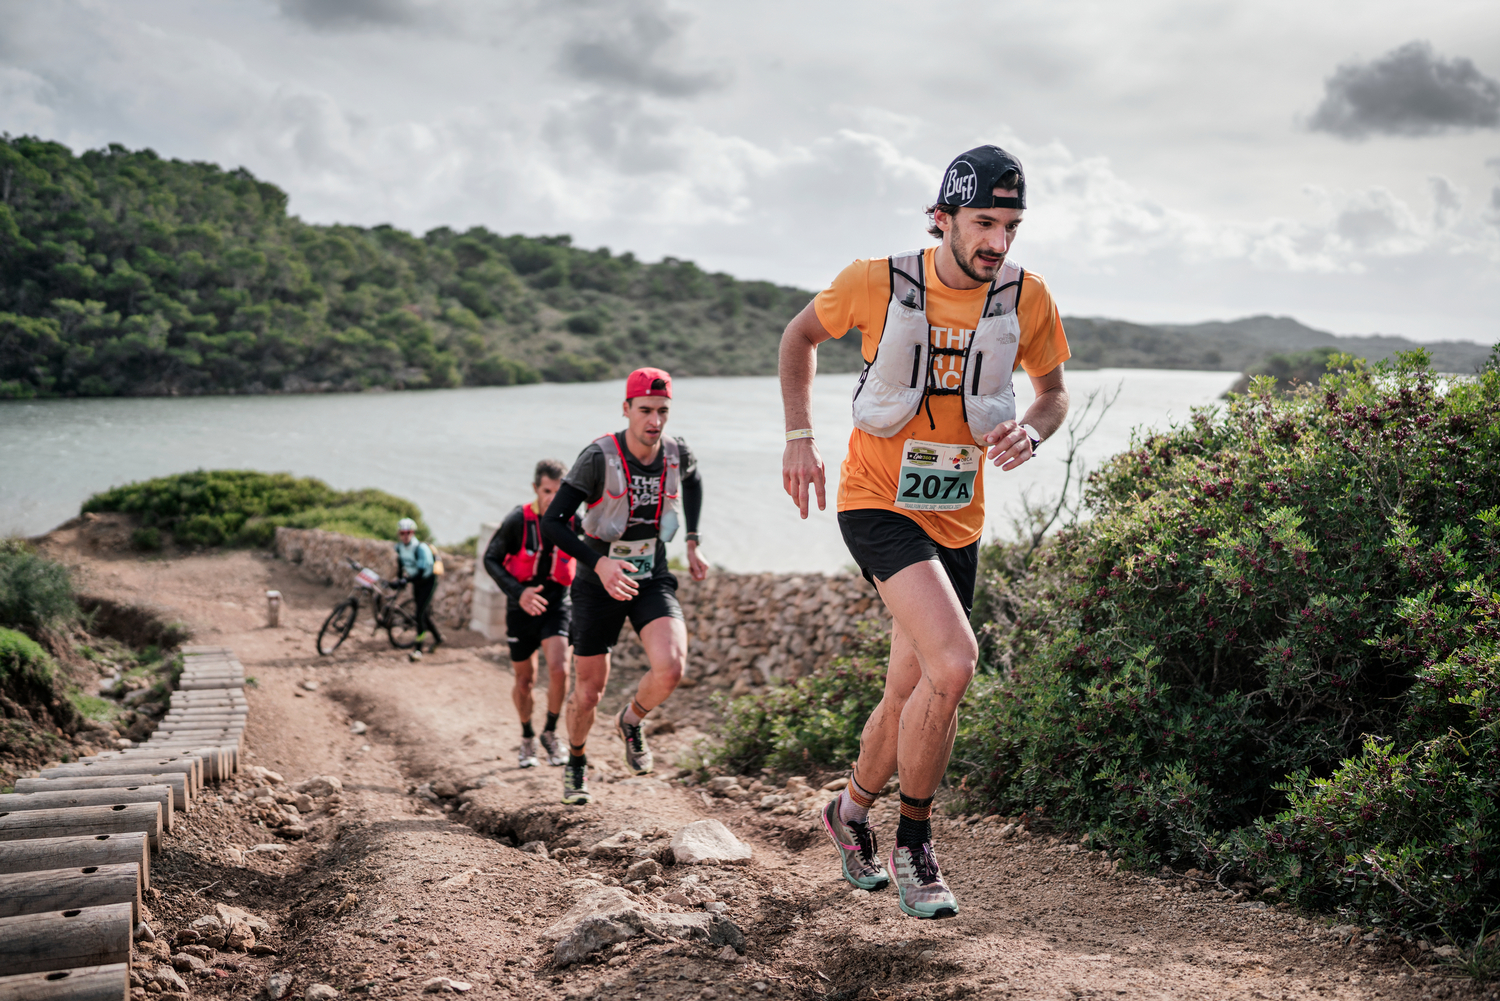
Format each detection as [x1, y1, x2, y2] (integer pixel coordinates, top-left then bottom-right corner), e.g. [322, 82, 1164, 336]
[609, 538, 657, 580]
[895, 440, 978, 511]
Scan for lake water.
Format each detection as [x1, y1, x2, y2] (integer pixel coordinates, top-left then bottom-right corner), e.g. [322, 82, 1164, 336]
[0, 369, 1238, 573]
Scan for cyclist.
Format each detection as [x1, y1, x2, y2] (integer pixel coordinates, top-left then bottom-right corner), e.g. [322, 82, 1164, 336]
[483, 459, 579, 769]
[780, 146, 1071, 918]
[394, 517, 442, 661]
[540, 367, 707, 805]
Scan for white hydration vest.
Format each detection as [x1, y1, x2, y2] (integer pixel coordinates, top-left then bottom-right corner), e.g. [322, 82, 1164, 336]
[579, 433, 682, 544]
[850, 250, 1024, 445]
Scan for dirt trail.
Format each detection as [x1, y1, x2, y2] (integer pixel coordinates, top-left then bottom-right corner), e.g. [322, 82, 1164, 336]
[33, 524, 1479, 1001]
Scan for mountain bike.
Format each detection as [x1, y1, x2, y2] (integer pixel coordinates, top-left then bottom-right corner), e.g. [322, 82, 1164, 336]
[316, 558, 422, 655]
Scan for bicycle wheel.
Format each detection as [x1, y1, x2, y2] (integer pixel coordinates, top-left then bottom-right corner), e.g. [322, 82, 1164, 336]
[385, 601, 421, 650]
[317, 599, 358, 655]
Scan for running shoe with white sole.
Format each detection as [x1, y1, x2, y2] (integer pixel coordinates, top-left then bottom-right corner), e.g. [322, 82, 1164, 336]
[562, 762, 591, 805]
[615, 706, 654, 775]
[821, 798, 890, 890]
[518, 737, 540, 769]
[890, 842, 959, 919]
[538, 729, 566, 766]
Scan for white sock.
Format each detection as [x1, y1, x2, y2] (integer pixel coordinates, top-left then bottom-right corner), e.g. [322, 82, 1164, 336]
[837, 788, 869, 826]
[622, 702, 644, 727]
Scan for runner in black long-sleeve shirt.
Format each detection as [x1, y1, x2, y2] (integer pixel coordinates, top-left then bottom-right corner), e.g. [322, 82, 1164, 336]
[540, 367, 706, 805]
[483, 459, 582, 769]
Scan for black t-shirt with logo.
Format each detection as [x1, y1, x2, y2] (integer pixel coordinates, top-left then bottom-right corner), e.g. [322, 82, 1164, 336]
[562, 433, 698, 585]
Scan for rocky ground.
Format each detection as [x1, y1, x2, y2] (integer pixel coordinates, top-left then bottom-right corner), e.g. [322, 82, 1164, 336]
[23, 518, 1495, 1001]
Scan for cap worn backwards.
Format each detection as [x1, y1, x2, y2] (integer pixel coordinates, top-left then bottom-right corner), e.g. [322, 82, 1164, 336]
[625, 367, 672, 400]
[938, 145, 1026, 210]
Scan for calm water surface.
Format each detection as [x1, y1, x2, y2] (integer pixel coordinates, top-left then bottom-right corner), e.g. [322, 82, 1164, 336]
[0, 370, 1237, 572]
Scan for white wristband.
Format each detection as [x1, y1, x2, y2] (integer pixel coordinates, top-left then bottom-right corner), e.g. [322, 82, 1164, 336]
[785, 428, 815, 442]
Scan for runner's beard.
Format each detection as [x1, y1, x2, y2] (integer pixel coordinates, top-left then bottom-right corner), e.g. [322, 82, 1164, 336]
[948, 227, 1004, 284]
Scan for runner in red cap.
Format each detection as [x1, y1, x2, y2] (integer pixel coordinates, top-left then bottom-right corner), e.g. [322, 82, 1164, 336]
[540, 367, 707, 805]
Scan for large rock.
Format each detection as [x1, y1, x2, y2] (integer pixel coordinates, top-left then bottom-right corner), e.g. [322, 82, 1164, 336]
[215, 903, 271, 936]
[670, 820, 752, 866]
[294, 775, 343, 798]
[544, 887, 745, 965]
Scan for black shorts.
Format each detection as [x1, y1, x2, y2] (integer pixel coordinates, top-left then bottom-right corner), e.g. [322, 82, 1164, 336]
[506, 588, 572, 662]
[569, 572, 684, 657]
[837, 508, 979, 616]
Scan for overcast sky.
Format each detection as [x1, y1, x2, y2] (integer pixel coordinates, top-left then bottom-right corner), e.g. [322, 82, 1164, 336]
[3, 0, 1498, 344]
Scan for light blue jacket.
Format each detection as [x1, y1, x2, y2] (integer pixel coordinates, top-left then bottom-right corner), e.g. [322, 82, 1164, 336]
[394, 540, 434, 580]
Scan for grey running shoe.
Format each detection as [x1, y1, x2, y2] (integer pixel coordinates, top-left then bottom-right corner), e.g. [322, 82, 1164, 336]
[562, 762, 591, 805]
[890, 842, 958, 919]
[518, 737, 540, 769]
[407, 648, 423, 662]
[615, 706, 654, 775]
[821, 798, 890, 890]
[538, 729, 566, 766]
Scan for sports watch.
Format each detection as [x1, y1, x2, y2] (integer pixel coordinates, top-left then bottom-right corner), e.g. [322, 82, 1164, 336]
[1022, 424, 1043, 452]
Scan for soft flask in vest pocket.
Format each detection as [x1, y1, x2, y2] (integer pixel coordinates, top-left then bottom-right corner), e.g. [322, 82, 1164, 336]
[851, 250, 1024, 445]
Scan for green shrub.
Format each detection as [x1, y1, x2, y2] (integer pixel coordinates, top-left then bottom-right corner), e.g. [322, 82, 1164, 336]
[0, 541, 77, 633]
[130, 526, 161, 551]
[0, 627, 56, 691]
[958, 352, 1500, 938]
[708, 632, 888, 777]
[83, 471, 429, 546]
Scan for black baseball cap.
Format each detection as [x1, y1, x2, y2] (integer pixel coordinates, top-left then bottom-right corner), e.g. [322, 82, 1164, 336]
[937, 145, 1026, 210]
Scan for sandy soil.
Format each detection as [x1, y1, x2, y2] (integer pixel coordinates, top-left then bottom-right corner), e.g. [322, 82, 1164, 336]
[31, 522, 1488, 1001]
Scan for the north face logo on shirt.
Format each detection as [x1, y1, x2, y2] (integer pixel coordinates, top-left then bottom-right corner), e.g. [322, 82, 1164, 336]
[628, 472, 662, 526]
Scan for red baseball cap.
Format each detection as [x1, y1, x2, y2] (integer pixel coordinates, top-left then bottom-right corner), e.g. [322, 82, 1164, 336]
[625, 367, 672, 400]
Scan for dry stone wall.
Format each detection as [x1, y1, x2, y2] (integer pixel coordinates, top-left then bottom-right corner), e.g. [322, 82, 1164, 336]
[607, 570, 890, 690]
[273, 528, 475, 629]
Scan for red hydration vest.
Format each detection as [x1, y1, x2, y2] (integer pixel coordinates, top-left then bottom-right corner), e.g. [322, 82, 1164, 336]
[502, 503, 576, 587]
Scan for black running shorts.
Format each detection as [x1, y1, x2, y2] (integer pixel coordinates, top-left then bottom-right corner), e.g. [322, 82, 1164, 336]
[506, 584, 572, 662]
[837, 508, 980, 616]
[569, 571, 684, 657]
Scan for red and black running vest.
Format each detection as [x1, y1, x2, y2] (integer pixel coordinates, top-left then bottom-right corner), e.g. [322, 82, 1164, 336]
[502, 504, 577, 587]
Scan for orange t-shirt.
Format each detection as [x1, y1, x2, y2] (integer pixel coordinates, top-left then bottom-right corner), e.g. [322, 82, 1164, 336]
[814, 246, 1070, 549]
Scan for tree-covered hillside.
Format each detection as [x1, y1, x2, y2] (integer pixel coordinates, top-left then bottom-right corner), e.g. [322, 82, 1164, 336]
[0, 137, 859, 398]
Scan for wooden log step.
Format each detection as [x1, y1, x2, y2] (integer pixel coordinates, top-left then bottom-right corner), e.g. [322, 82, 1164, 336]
[42, 759, 199, 792]
[0, 787, 173, 832]
[97, 747, 230, 781]
[171, 689, 246, 699]
[158, 718, 245, 730]
[0, 863, 140, 923]
[0, 901, 133, 976]
[0, 963, 128, 1001]
[0, 834, 149, 891]
[178, 680, 244, 691]
[14, 775, 189, 813]
[0, 804, 161, 851]
[166, 707, 248, 716]
[136, 747, 235, 781]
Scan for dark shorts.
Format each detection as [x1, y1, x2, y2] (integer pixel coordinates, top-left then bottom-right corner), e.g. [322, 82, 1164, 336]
[837, 508, 980, 616]
[506, 588, 572, 663]
[569, 571, 683, 657]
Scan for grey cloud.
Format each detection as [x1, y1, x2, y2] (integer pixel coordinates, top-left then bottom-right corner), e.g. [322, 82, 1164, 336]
[542, 93, 684, 175]
[558, 1, 724, 98]
[1309, 41, 1500, 139]
[277, 0, 419, 30]
[1429, 175, 1461, 228]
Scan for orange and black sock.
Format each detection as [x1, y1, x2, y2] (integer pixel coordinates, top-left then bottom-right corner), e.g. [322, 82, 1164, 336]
[569, 743, 587, 768]
[896, 792, 933, 849]
[838, 773, 879, 825]
[622, 698, 650, 727]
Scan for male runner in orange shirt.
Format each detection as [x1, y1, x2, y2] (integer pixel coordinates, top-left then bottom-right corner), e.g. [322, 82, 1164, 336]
[779, 145, 1071, 918]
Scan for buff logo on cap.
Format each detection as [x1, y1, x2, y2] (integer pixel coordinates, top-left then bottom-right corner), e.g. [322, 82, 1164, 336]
[935, 145, 1027, 211]
[942, 161, 979, 206]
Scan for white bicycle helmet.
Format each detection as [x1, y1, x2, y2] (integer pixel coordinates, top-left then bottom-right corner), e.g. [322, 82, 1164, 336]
[397, 517, 418, 532]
